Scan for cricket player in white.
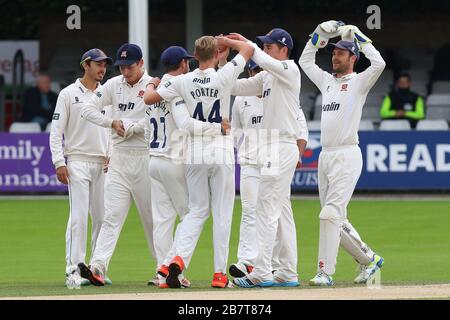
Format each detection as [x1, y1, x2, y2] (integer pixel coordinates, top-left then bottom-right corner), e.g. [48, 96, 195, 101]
[144, 46, 230, 288]
[226, 29, 308, 288]
[299, 21, 385, 286]
[49, 49, 112, 289]
[229, 60, 308, 280]
[228, 61, 263, 277]
[78, 43, 156, 286]
[145, 36, 254, 288]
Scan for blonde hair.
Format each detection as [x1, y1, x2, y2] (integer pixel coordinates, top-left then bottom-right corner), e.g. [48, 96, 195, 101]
[194, 36, 218, 62]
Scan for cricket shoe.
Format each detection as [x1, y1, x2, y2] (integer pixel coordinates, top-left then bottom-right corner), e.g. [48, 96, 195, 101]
[166, 256, 185, 288]
[272, 275, 300, 287]
[147, 274, 160, 286]
[211, 272, 230, 288]
[65, 272, 82, 289]
[229, 263, 254, 278]
[309, 271, 334, 286]
[354, 254, 385, 284]
[148, 264, 168, 286]
[233, 276, 274, 288]
[104, 276, 113, 285]
[80, 278, 91, 286]
[78, 263, 105, 286]
[160, 273, 191, 289]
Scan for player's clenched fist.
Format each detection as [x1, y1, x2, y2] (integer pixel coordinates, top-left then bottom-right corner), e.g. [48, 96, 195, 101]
[112, 119, 125, 137]
[56, 166, 70, 185]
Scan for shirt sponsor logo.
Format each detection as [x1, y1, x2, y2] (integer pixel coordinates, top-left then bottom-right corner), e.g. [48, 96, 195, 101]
[193, 77, 210, 84]
[341, 84, 348, 91]
[52, 113, 60, 120]
[96, 92, 102, 98]
[322, 102, 340, 111]
[118, 102, 135, 111]
[251, 115, 263, 124]
[175, 100, 185, 106]
[231, 60, 238, 67]
[282, 61, 288, 70]
[138, 90, 145, 97]
[164, 81, 172, 88]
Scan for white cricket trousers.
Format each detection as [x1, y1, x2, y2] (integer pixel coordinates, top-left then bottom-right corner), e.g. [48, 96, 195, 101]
[237, 165, 259, 266]
[238, 165, 285, 271]
[174, 162, 235, 273]
[65, 160, 105, 275]
[149, 156, 189, 268]
[250, 141, 299, 282]
[90, 149, 155, 275]
[317, 145, 374, 276]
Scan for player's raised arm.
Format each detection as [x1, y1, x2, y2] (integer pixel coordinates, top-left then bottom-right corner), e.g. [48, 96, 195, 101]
[216, 36, 255, 62]
[143, 77, 163, 105]
[228, 31, 299, 86]
[230, 70, 264, 97]
[339, 25, 386, 94]
[299, 21, 343, 91]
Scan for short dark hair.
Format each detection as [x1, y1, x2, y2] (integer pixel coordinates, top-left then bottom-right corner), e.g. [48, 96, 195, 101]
[164, 58, 186, 73]
[275, 43, 292, 58]
[80, 60, 92, 71]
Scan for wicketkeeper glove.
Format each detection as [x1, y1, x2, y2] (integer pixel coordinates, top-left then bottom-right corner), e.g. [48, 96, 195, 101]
[339, 25, 372, 46]
[310, 20, 345, 48]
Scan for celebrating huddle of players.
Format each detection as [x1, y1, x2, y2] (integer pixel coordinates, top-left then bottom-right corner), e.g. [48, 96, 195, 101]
[50, 20, 385, 290]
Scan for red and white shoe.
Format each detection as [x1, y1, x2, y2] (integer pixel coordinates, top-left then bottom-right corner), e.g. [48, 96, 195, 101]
[78, 263, 105, 286]
[229, 263, 254, 278]
[211, 272, 229, 288]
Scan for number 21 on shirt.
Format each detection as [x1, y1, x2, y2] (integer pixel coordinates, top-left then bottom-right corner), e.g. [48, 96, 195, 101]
[149, 117, 166, 149]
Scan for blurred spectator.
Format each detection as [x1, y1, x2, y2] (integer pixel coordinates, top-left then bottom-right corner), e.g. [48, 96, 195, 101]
[380, 72, 425, 129]
[20, 73, 58, 131]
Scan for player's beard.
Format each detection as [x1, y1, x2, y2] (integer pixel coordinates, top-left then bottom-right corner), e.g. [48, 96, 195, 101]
[332, 62, 349, 74]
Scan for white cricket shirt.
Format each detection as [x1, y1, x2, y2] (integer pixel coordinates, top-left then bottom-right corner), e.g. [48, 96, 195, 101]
[145, 73, 223, 161]
[82, 71, 153, 151]
[50, 79, 110, 168]
[156, 54, 246, 157]
[299, 41, 385, 148]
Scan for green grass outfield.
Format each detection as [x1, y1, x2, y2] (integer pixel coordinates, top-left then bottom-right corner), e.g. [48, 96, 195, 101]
[0, 198, 449, 297]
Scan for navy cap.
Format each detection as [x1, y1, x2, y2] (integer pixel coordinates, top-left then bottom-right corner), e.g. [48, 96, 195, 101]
[80, 48, 113, 66]
[160, 46, 194, 66]
[256, 28, 293, 50]
[114, 43, 143, 66]
[247, 60, 259, 70]
[327, 40, 360, 60]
